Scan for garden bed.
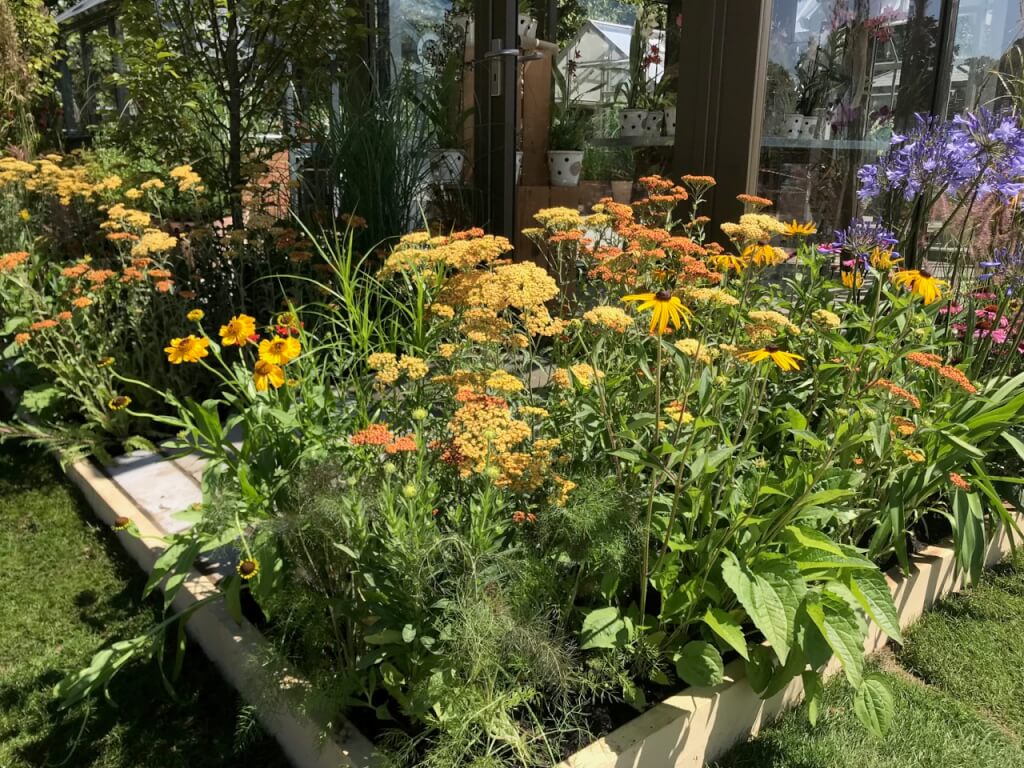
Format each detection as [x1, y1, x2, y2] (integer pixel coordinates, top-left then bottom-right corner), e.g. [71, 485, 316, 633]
[66, 447, 1023, 768]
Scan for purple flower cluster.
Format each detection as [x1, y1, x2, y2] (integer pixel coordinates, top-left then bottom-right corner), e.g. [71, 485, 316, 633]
[819, 217, 899, 258]
[857, 109, 1024, 202]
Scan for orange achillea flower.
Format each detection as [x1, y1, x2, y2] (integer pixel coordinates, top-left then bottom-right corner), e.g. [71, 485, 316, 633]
[385, 435, 418, 454]
[949, 472, 972, 491]
[155, 280, 174, 293]
[0, 251, 29, 271]
[30, 319, 58, 330]
[106, 231, 139, 242]
[121, 267, 144, 283]
[737, 193, 773, 209]
[663, 236, 707, 257]
[904, 449, 926, 463]
[350, 423, 395, 447]
[61, 264, 88, 278]
[72, 297, 93, 308]
[131, 257, 152, 268]
[549, 230, 586, 244]
[85, 269, 116, 285]
[906, 351, 942, 369]
[288, 250, 313, 263]
[14, 332, 30, 345]
[341, 213, 369, 229]
[148, 268, 172, 279]
[56, 311, 72, 321]
[892, 416, 917, 436]
[220, 314, 257, 347]
[937, 365, 978, 394]
[870, 379, 921, 409]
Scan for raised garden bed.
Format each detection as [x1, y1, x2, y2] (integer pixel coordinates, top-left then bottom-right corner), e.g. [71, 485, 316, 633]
[66, 448, 1022, 768]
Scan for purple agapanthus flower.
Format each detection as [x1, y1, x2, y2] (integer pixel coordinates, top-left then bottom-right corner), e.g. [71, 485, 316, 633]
[858, 108, 1024, 203]
[820, 218, 900, 267]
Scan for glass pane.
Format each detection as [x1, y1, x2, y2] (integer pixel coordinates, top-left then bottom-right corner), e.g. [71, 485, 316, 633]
[947, 0, 1024, 115]
[757, 0, 944, 233]
[388, 0, 455, 73]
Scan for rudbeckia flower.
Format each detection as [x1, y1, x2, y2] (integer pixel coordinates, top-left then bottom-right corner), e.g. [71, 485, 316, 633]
[165, 335, 210, 364]
[258, 335, 301, 365]
[841, 270, 864, 289]
[187, 308, 205, 322]
[219, 314, 257, 346]
[253, 359, 285, 391]
[710, 253, 748, 274]
[739, 346, 805, 371]
[622, 290, 694, 335]
[108, 395, 132, 411]
[783, 220, 817, 237]
[892, 269, 945, 305]
[868, 248, 901, 270]
[743, 241, 787, 266]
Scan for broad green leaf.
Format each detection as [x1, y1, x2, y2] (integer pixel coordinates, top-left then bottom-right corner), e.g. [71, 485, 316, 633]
[940, 431, 985, 459]
[675, 641, 725, 687]
[854, 673, 895, 738]
[365, 629, 405, 645]
[580, 606, 627, 650]
[848, 569, 903, 643]
[746, 645, 774, 694]
[804, 592, 866, 688]
[952, 490, 985, 584]
[784, 526, 844, 555]
[702, 607, 749, 660]
[722, 553, 803, 664]
[1001, 430, 1024, 463]
[802, 670, 823, 726]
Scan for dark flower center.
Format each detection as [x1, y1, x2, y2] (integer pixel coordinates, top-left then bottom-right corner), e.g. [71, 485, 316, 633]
[920, 269, 933, 278]
[655, 290, 673, 302]
[239, 560, 257, 576]
[765, 346, 780, 353]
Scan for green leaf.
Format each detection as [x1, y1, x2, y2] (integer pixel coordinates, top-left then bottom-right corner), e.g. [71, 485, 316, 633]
[853, 673, 895, 738]
[804, 592, 866, 688]
[580, 606, 627, 650]
[675, 641, 725, 687]
[746, 645, 774, 695]
[952, 490, 985, 584]
[19, 386, 63, 414]
[401, 624, 417, 643]
[848, 569, 903, 644]
[785, 526, 844, 555]
[940, 431, 985, 459]
[702, 607, 749, 660]
[802, 670, 823, 727]
[722, 552, 804, 664]
[365, 629, 405, 645]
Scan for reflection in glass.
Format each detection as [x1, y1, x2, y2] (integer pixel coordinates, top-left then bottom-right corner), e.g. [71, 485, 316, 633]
[757, 0, 942, 233]
[948, 0, 1024, 114]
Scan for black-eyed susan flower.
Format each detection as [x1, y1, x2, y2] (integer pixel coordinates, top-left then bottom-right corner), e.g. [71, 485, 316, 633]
[841, 270, 864, 289]
[892, 268, 945, 305]
[253, 359, 285, 391]
[219, 314, 257, 346]
[98, 356, 115, 367]
[237, 558, 260, 580]
[739, 346, 805, 371]
[710, 253, 748, 274]
[869, 247, 901, 270]
[622, 290, 694, 335]
[258, 335, 301, 365]
[164, 335, 210, 364]
[112, 515, 132, 531]
[187, 308, 205, 322]
[783, 220, 817, 237]
[743, 241, 787, 266]
[108, 395, 131, 411]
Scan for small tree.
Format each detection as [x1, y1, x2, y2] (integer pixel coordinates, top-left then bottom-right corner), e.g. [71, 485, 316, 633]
[0, 0, 59, 151]
[112, 0, 363, 223]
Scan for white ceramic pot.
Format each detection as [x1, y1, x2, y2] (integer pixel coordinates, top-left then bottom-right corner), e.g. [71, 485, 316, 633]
[643, 109, 665, 137]
[619, 108, 647, 138]
[664, 106, 677, 136]
[547, 150, 584, 187]
[518, 15, 538, 49]
[782, 113, 818, 140]
[432, 149, 465, 184]
[610, 180, 632, 204]
[515, 150, 523, 185]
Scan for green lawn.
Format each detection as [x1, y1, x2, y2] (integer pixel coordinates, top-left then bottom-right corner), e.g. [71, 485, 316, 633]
[714, 555, 1024, 768]
[0, 445, 289, 768]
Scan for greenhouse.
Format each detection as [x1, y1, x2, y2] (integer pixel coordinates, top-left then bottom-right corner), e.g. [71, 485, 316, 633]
[3, 1, 1024, 767]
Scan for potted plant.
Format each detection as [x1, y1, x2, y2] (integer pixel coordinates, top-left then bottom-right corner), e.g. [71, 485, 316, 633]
[617, 5, 660, 137]
[416, 47, 473, 184]
[518, 0, 538, 49]
[548, 68, 588, 187]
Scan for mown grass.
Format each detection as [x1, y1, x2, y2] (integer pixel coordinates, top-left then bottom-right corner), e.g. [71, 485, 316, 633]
[899, 551, 1024, 740]
[0, 445, 289, 768]
[712, 667, 1024, 768]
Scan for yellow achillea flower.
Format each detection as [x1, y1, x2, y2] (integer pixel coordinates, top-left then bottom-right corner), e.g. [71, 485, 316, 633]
[187, 309, 205, 322]
[622, 290, 694, 335]
[259, 336, 301, 365]
[782, 220, 817, 237]
[237, 558, 260, 580]
[739, 346, 805, 371]
[219, 314, 257, 346]
[583, 306, 634, 333]
[399, 355, 429, 380]
[165, 335, 210, 364]
[253, 360, 285, 391]
[892, 269, 945, 305]
[811, 309, 841, 329]
[108, 395, 131, 411]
